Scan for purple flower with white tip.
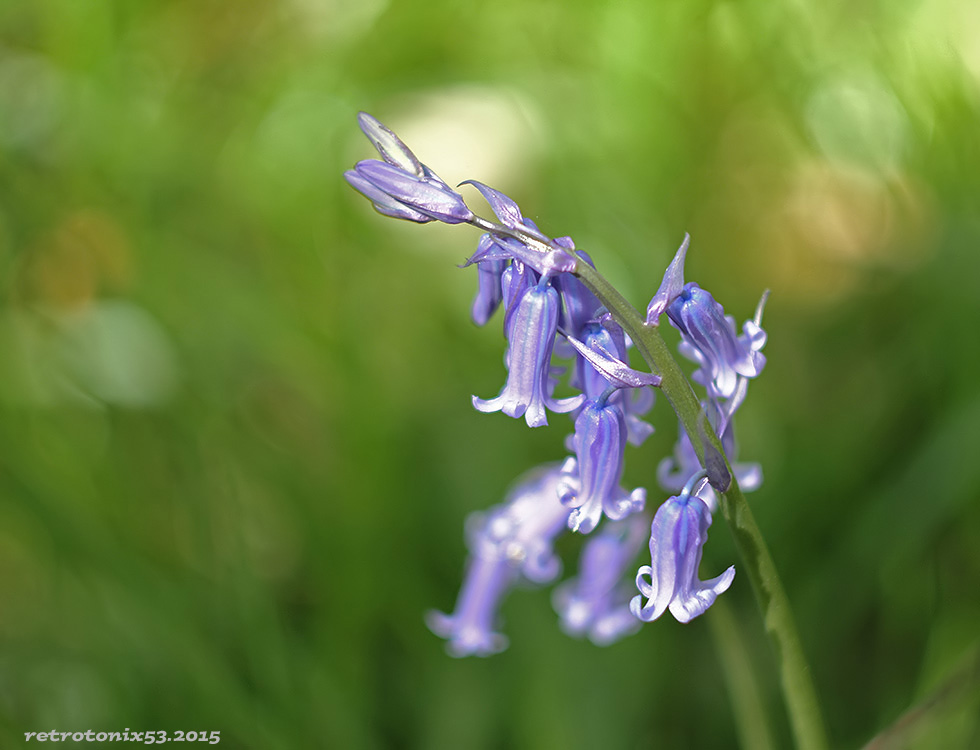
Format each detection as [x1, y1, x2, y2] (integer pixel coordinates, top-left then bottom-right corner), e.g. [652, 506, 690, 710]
[355, 110, 422, 174]
[630, 479, 735, 624]
[553, 516, 647, 645]
[473, 280, 583, 427]
[345, 112, 473, 224]
[667, 283, 766, 400]
[470, 465, 570, 583]
[558, 394, 646, 534]
[426, 555, 517, 657]
[428, 465, 569, 657]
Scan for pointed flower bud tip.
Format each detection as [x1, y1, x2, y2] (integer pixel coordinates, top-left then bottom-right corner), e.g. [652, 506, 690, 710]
[459, 180, 528, 232]
[356, 111, 423, 176]
[646, 234, 690, 324]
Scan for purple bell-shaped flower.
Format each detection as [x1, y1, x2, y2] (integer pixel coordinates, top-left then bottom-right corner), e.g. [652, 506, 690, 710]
[427, 465, 569, 657]
[553, 516, 647, 645]
[666, 282, 766, 400]
[473, 280, 583, 427]
[630, 474, 735, 624]
[558, 392, 646, 534]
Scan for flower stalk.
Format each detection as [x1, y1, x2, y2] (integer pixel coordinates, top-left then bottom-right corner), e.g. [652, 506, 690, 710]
[346, 110, 829, 750]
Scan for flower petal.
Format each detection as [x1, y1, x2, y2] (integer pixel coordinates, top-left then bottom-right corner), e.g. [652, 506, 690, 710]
[566, 335, 662, 390]
[460, 180, 527, 231]
[344, 169, 433, 223]
[355, 160, 473, 224]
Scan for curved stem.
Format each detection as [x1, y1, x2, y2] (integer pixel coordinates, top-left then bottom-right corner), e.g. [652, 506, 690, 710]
[572, 260, 830, 750]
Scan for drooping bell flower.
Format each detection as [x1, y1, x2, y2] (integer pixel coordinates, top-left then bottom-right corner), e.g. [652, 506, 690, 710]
[425, 554, 517, 658]
[565, 315, 658, 446]
[469, 256, 508, 326]
[630, 480, 735, 624]
[666, 283, 766, 400]
[553, 516, 647, 645]
[472, 280, 582, 427]
[557, 392, 646, 534]
[553, 248, 601, 341]
[470, 465, 570, 583]
[427, 465, 569, 657]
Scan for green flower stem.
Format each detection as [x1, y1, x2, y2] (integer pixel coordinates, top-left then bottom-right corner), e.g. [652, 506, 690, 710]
[572, 259, 830, 750]
[709, 597, 776, 750]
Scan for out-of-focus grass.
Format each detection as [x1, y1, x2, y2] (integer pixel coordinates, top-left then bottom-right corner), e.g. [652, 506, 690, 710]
[1, 1, 978, 748]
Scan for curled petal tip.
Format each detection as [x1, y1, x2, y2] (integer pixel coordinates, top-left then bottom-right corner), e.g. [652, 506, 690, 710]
[629, 594, 644, 620]
[669, 565, 735, 624]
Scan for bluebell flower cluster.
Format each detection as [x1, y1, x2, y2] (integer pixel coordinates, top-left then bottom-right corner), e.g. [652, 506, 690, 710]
[634, 245, 768, 623]
[346, 112, 768, 654]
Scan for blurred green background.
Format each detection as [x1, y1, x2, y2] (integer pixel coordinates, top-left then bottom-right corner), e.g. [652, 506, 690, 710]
[1, 0, 979, 748]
